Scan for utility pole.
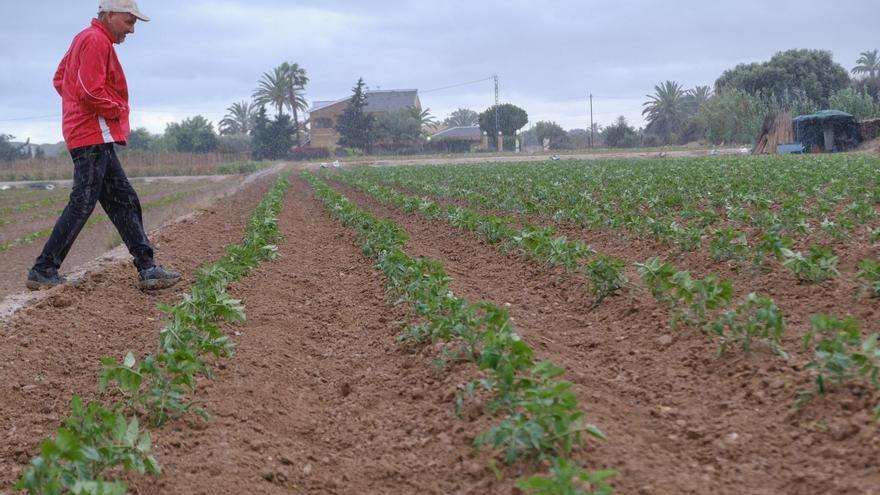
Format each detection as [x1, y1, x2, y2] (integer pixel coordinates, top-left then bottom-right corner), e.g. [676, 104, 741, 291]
[494, 74, 500, 144]
[589, 93, 594, 150]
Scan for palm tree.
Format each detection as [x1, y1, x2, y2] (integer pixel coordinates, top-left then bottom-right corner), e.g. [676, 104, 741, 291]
[688, 86, 713, 109]
[410, 107, 437, 135]
[643, 80, 686, 143]
[852, 49, 880, 80]
[253, 66, 288, 118]
[680, 85, 713, 117]
[219, 101, 256, 136]
[280, 62, 309, 146]
[444, 108, 478, 127]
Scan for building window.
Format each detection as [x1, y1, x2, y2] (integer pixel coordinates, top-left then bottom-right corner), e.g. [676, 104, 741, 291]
[313, 118, 333, 129]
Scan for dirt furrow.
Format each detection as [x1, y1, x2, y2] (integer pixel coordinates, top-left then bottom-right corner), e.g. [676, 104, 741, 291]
[0, 174, 276, 489]
[128, 176, 501, 494]
[327, 178, 880, 495]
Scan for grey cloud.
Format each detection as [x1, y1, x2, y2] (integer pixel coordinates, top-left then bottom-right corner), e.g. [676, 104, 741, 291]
[2, 0, 877, 143]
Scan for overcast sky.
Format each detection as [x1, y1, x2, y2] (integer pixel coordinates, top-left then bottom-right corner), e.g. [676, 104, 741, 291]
[1, 0, 876, 144]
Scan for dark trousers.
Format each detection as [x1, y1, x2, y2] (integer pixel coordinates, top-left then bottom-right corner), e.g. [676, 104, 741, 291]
[33, 143, 154, 274]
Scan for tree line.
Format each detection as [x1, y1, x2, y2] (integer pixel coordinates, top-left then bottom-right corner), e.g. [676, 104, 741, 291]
[4, 48, 877, 161]
[638, 48, 880, 146]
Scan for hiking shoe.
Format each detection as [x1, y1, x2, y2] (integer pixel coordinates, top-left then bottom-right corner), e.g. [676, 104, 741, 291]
[26, 268, 70, 290]
[137, 265, 181, 291]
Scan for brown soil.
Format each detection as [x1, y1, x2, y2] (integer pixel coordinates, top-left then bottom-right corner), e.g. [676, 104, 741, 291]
[326, 179, 880, 494]
[1, 171, 877, 494]
[857, 136, 880, 153]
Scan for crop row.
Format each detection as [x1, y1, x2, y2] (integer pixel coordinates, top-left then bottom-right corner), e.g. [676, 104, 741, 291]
[326, 172, 628, 304]
[304, 173, 616, 494]
[16, 173, 290, 495]
[324, 172, 880, 421]
[338, 156, 880, 271]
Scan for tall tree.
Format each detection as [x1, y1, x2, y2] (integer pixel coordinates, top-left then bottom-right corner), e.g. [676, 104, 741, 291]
[409, 107, 437, 135]
[642, 80, 686, 144]
[715, 49, 850, 108]
[698, 88, 769, 145]
[219, 101, 257, 136]
[374, 108, 421, 150]
[253, 66, 288, 118]
[478, 103, 528, 138]
[852, 49, 880, 80]
[126, 127, 155, 150]
[279, 62, 309, 146]
[335, 78, 374, 151]
[250, 106, 271, 160]
[602, 116, 639, 148]
[444, 108, 478, 127]
[164, 116, 218, 153]
[683, 86, 713, 115]
[0, 134, 27, 161]
[531, 121, 569, 149]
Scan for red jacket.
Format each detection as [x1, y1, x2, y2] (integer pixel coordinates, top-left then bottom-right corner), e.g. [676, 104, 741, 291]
[54, 19, 131, 150]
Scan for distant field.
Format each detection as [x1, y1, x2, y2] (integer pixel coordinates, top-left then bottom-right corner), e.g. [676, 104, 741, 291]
[0, 174, 245, 298]
[0, 151, 266, 181]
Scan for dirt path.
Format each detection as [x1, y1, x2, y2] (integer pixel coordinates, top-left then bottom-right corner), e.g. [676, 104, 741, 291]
[327, 179, 880, 495]
[0, 174, 276, 489]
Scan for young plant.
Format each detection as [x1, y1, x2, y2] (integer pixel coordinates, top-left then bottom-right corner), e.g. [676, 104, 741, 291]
[475, 361, 605, 464]
[782, 245, 840, 282]
[856, 258, 880, 298]
[671, 273, 733, 328]
[636, 257, 676, 302]
[709, 227, 749, 263]
[16, 396, 159, 494]
[585, 255, 628, 304]
[518, 458, 615, 495]
[751, 229, 793, 269]
[801, 314, 880, 418]
[711, 293, 787, 358]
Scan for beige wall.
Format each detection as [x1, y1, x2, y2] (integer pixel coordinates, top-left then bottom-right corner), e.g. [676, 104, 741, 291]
[309, 101, 347, 150]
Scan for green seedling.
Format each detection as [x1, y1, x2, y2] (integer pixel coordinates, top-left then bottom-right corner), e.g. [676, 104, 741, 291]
[801, 314, 880, 418]
[712, 293, 787, 358]
[636, 257, 676, 302]
[17, 396, 159, 494]
[751, 228, 793, 269]
[585, 255, 628, 304]
[782, 245, 840, 282]
[517, 458, 615, 495]
[856, 258, 880, 298]
[475, 362, 604, 464]
[709, 227, 749, 263]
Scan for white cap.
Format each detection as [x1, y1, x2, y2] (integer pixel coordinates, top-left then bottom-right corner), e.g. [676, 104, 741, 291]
[99, 0, 150, 22]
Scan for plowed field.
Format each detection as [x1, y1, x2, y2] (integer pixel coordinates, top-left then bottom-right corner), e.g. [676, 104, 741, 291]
[2, 159, 878, 494]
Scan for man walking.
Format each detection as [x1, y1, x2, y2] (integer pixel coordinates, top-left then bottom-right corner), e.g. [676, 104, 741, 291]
[26, 0, 180, 291]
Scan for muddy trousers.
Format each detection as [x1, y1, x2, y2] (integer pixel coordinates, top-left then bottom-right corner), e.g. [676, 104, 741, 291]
[32, 143, 154, 274]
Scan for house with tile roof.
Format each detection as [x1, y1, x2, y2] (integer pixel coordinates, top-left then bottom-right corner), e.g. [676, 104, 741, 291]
[308, 89, 421, 150]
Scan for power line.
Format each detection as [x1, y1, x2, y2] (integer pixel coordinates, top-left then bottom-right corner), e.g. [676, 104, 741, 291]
[420, 76, 493, 94]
